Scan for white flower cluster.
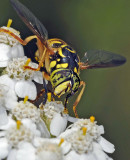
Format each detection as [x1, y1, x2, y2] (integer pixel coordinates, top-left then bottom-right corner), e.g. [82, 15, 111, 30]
[0, 23, 115, 160]
[5, 56, 38, 81]
[0, 26, 20, 46]
[0, 25, 24, 67]
[12, 101, 40, 123]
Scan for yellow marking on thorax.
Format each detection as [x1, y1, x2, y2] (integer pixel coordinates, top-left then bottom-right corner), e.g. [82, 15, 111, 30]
[66, 48, 75, 53]
[57, 59, 60, 62]
[61, 63, 68, 68]
[74, 67, 77, 73]
[56, 63, 68, 69]
[58, 48, 66, 57]
[56, 64, 61, 68]
[50, 61, 57, 68]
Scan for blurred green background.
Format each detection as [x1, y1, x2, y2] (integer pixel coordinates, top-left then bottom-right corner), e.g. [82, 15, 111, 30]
[0, 0, 129, 159]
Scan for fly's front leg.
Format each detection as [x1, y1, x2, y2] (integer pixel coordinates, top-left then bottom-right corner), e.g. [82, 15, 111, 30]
[0, 28, 37, 46]
[43, 79, 48, 105]
[64, 93, 73, 115]
[73, 81, 86, 118]
[30, 89, 45, 104]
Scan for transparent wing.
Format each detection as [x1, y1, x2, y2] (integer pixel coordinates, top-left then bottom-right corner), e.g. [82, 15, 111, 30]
[10, 0, 48, 42]
[80, 50, 126, 69]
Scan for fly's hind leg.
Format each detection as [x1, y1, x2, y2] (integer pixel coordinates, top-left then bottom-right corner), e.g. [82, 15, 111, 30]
[73, 81, 86, 118]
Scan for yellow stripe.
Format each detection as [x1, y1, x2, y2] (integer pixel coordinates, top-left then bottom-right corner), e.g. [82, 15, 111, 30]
[57, 58, 60, 62]
[66, 48, 75, 53]
[61, 63, 68, 68]
[58, 48, 66, 57]
[74, 67, 77, 73]
[56, 64, 61, 68]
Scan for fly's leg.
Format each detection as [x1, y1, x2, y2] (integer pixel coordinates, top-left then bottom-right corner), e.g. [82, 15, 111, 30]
[0, 28, 37, 45]
[73, 81, 86, 118]
[0, 28, 48, 72]
[30, 79, 48, 105]
[64, 93, 73, 115]
[42, 79, 48, 105]
[30, 89, 45, 104]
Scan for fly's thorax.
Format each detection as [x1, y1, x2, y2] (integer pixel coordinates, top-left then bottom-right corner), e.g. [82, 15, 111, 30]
[50, 69, 80, 97]
[49, 45, 80, 74]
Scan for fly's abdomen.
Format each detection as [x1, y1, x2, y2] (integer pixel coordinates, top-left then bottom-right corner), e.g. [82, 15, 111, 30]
[50, 69, 71, 96]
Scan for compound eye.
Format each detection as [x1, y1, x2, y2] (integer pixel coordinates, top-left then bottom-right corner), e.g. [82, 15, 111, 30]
[52, 43, 62, 48]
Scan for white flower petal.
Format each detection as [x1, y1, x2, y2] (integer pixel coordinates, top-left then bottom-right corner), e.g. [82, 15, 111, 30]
[80, 153, 96, 160]
[5, 89, 18, 110]
[5, 98, 18, 111]
[36, 118, 50, 138]
[7, 149, 17, 160]
[22, 119, 41, 137]
[48, 138, 71, 154]
[59, 127, 78, 138]
[0, 75, 16, 90]
[10, 44, 24, 58]
[0, 43, 11, 67]
[0, 138, 9, 159]
[0, 116, 16, 130]
[0, 131, 6, 137]
[98, 136, 115, 153]
[0, 106, 8, 126]
[0, 60, 8, 67]
[36, 150, 62, 160]
[67, 115, 78, 123]
[33, 137, 47, 147]
[93, 142, 109, 160]
[64, 151, 80, 160]
[50, 113, 68, 136]
[17, 142, 36, 160]
[98, 125, 104, 134]
[15, 80, 37, 100]
[33, 71, 43, 84]
[61, 140, 71, 154]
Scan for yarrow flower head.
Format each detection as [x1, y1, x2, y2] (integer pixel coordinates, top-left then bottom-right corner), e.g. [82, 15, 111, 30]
[0, 26, 21, 46]
[36, 141, 64, 160]
[6, 120, 34, 147]
[0, 56, 43, 100]
[41, 101, 68, 136]
[0, 117, 41, 160]
[71, 116, 104, 140]
[12, 100, 41, 123]
[60, 117, 115, 160]
[0, 19, 24, 67]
